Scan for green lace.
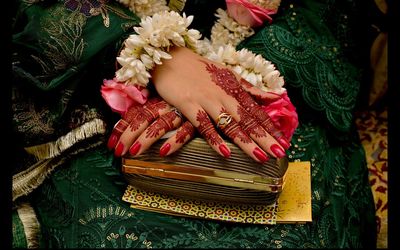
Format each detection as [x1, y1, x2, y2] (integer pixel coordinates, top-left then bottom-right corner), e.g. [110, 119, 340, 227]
[238, 0, 366, 132]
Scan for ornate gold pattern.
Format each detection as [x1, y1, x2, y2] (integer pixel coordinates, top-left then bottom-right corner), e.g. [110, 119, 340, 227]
[123, 185, 278, 224]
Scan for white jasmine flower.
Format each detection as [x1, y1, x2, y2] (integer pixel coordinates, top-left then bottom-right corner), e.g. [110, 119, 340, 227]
[210, 9, 254, 47]
[117, 0, 169, 18]
[185, 29, 202, 49]
[232, 65, 244, 75]
[196, 38, 213, 56]
[125, 34, 146, 48]
[264, 71, 284, 90]
[140, 54, 154, 69]
[245, 72, 258, 85]
[115, 57, 152, 87]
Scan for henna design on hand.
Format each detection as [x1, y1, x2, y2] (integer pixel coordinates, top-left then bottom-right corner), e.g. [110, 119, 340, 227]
[196, 110, 222, 146]
[237, 106, 267, 138]
[218, 108, 251, 144]
[223, 120, 252, 143]
[113, 119, 129, 136]
[108, 119, 129, 149]
[123, 99, 168, 132]
[175, 121, 195, 144]
[202, 61, 283, 139]
[145, 111, 180, 139]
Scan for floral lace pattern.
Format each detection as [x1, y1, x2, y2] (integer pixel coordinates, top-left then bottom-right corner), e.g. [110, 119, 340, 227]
[238, 1, 365, 132]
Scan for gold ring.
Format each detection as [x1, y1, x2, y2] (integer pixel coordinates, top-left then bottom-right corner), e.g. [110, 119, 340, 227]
[216, 112, 233, 129]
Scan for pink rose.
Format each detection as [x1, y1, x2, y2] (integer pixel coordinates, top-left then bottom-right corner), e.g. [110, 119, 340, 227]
[226, 0, 277, 27]
[100, 78, 149, 116]
[261, 91, 298, 141]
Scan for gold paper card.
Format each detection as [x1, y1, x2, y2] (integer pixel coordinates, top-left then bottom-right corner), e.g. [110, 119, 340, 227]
[276, 161, 312, 223]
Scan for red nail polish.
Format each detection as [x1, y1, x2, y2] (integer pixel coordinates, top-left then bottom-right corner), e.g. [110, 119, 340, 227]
[278, 138, 290, 149]
[270, 144, 286, 158]
[253, 148, 269, 162]
[129, 141, 141, 156]
[114, 142, 124, 157]
[107, 134, 118, 150]
[219, 144, 231, 158]
[159, 143, 171, 157]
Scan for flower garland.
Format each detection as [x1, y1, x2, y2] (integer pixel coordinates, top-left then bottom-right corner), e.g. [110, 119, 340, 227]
[204, 44, 285, 94]
[209, 8, 255, 49]
[114, 2, 284, 92]
[115, 10, 202, 86]
[102, 0, 298, 140]
[116, 0, 169, 18]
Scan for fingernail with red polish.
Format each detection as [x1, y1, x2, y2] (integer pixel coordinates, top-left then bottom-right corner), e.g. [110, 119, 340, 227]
[253, 148, 269, 162]
[270, 144, 286, 158]
[114, 142, 124, 157]
[278, 138, 290, 149]
[219, 144, 231, 158]
[107, 134, 118, 150]
[159, 143, 171, 157]
[129, 141, 141, 156]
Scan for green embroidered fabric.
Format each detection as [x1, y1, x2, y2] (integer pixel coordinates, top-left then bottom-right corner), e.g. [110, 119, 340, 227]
[11, 0, 139, 174]
[31, 121, 376, 248]
[12, 210, 27, 248]
[11, 0, 377, 248]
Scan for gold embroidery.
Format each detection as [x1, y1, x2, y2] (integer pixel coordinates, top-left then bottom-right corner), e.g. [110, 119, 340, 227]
[79, 205, 134, 225]
[13, 101, 54, 135]
[31, 6, 86, 82]
[24, 118, 106, 160]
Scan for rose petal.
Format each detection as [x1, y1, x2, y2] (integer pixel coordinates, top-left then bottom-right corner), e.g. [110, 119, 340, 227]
[227, 2, 262, 27]
[101, 87, 132, 115]
[124, 85, 149, 104]
[226, 0, 275, 27]
[100, 78, 149, 116]
[261, 91, 298, 140]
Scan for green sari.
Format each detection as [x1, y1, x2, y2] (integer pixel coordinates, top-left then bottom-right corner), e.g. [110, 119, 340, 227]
[11, 0, 377, 248]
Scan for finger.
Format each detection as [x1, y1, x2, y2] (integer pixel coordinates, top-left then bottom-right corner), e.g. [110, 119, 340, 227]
[159, 121, 196, 157]
[202, 61, 290, 149]
[235, 88, 290, 149]
[235, 105, 286, 158]
[107, 119, 129, 150]
[123, 97, 170, 125]
[235, 90, 290, 149]
[128, 108, 183, 156]
[157, 121, 195, 157]
[246, 101, 290, 149]
[208, 95, 286, 159]
[114, 99, 172, 157]
[213, 108, 270, 163]
[179, 104, 231, 158]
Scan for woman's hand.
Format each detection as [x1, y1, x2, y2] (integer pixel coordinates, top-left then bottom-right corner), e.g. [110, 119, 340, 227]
[149, 46, 290, 162]
[107, 96, 196, 157]
[108, 46, 291, 162]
